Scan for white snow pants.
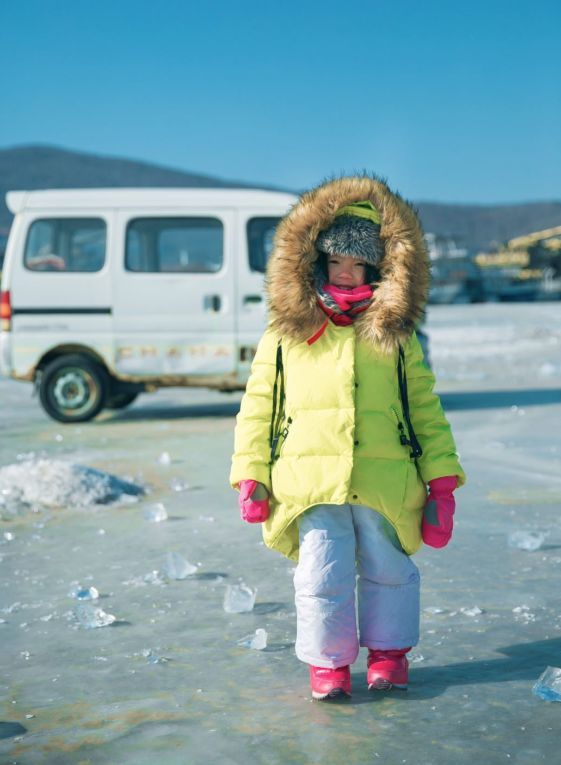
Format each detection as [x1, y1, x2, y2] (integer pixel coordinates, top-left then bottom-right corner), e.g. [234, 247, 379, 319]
[294, 503, 420, 668]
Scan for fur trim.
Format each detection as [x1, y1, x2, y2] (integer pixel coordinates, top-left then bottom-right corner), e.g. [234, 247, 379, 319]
[266, 174, 430, 353]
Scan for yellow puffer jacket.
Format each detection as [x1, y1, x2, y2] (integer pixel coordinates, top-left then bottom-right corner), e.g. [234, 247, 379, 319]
[231, 322, 465, 560]
[230, 175, 465, 560]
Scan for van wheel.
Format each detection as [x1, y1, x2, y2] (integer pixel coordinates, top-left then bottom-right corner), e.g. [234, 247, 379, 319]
[39, 354, 109, 423]
[106, 392, 139, 409]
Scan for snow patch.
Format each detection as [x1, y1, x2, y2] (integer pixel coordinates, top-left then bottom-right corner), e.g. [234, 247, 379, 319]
[0, 458, 144, 516]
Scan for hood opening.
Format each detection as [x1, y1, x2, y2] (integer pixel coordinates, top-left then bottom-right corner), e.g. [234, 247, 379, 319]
[266, 175, 430, 353]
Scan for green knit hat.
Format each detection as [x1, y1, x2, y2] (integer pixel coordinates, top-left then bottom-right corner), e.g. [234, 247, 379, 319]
[334, 200, 382, 225]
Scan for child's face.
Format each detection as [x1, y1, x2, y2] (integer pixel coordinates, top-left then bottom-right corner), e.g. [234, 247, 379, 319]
[327, 254, 367, 289]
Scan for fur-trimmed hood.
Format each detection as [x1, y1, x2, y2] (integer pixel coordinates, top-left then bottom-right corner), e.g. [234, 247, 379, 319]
[266, 175, 430, 353]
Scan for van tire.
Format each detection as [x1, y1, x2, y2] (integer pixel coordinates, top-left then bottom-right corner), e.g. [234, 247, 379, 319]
[106, 392, 139, 410]
[39, 354, 109, 423]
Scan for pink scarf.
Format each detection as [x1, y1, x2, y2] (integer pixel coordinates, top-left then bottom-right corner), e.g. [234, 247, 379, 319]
[322, 283, 374, 324]
[308, 282, 374, 344]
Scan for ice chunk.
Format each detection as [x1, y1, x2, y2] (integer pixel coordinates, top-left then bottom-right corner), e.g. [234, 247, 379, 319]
[73, 604, 116, 629]
[223, 583, 257, 613]
[3, 531, 15, 541]
[157, 451, 172, 466]
[423, 606, 446, 615]
[169, 477, 190, 492]
[69, 585, 99, 601]
[532, 666, 561, 702]
[0, 458, 144, 515]
[143, 503, 168, 522]
[508, 530, 547, 552]
[2, 602, 21, 614]
[513, 605, 536, 623]
[237, 628, 268, 650]
[164, 552, 197, 580]
[460, 606, 484, 617]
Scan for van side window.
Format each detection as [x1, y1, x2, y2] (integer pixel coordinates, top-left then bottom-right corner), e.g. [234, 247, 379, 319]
[125, 218, 223, 273]
[247, 217, 281, 273]
[24, 218, 106, 272]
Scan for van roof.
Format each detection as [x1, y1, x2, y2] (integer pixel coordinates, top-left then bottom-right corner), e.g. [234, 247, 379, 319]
[6, 187, 298, 214]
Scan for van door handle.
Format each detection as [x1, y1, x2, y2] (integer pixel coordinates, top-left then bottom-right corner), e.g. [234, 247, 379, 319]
[243, 295, 263, 304]
[204, 294, 221, 312]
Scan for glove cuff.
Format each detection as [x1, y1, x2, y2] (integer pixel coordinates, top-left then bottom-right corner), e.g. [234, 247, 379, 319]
[428, 476, 457, 495]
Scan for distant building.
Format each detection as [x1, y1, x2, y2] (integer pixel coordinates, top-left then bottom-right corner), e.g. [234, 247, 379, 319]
[475, 226, 561, 301]
[425, 232, 468, 261]
[425, 232, 485, 304]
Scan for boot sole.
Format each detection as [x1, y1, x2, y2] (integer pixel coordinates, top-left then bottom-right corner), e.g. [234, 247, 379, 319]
[368, 679, 408, 691]
[312, 688, 351, 701]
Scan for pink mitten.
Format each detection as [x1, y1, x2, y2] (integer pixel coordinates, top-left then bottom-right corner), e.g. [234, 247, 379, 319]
[422, 476, 457, 548]
[238, 480, 270, 523]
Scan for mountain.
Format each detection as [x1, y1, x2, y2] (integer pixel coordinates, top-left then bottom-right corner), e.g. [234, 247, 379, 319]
[0, 144, 282, 231]
[415, 201, 561, 252]
[1, 145, 560, 253]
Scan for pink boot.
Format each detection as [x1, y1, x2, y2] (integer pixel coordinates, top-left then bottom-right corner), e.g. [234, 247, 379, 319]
[367, 648, 410, 691]
[309, 665, 351, 700]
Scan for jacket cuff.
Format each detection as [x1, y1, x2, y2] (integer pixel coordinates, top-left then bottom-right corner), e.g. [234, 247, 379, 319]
[418, 462, 466, 488]
[230, 462, 271, 493]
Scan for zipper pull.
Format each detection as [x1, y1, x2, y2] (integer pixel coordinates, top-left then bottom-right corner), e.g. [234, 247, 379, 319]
[281, 416, 293, 439]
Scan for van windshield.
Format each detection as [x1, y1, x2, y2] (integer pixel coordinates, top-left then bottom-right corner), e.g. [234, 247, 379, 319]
[247, 217, 281, 273]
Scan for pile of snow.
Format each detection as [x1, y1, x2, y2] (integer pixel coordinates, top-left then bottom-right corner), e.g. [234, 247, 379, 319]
[0, 458, 144, 516]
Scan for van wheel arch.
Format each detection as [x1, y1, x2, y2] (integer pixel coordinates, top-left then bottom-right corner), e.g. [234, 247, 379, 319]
[35, 345, 111, 379]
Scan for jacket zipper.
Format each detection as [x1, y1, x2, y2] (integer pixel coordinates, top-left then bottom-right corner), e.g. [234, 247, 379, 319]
[272, 416, 292, 462]
[278, 416, 292, 458]
[390, 405, 410, 450]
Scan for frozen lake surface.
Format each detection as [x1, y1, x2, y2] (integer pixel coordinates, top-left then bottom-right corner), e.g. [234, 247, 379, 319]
[1, 303, 561, 764]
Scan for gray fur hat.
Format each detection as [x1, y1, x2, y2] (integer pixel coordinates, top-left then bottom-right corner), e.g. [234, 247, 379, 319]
[316, 214, 383, 266]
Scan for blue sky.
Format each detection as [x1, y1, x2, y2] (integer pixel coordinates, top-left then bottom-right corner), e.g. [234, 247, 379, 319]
[0, 0, 560, 203]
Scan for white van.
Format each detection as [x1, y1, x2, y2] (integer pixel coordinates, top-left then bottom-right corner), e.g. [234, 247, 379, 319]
[0, 188, 297, 422]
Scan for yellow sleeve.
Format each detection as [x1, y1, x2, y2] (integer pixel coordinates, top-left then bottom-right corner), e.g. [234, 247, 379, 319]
[229, 328, 280, 492]
[404, 332, 466, 487]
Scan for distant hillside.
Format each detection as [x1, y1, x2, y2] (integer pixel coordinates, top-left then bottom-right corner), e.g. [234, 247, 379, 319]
[415, 201, 561, 252]
[0, 144, 282, 230]
[1, 145, 560, 253]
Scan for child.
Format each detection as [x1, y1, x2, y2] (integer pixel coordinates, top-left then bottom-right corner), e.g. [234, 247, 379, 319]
[230, 175, 465, 700]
